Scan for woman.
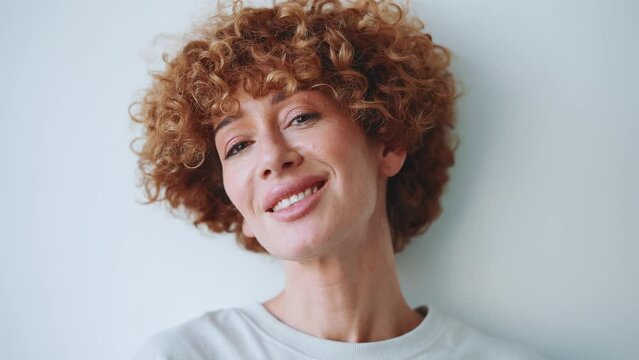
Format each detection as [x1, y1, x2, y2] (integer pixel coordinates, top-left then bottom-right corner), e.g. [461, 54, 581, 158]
[131, 0, 544, 358]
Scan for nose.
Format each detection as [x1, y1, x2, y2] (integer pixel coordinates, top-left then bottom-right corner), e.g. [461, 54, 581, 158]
[258, 131, 302, 179]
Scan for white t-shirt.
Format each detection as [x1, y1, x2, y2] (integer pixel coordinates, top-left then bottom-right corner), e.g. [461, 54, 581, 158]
[133, 303, 545, 360]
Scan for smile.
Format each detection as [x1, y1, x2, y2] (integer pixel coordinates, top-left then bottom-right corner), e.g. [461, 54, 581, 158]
[264, 178, 327, 222]
[272, 184, 321, 212]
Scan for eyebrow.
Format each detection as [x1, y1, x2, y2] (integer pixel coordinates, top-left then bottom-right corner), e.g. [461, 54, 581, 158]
[213, 92, 289, 135]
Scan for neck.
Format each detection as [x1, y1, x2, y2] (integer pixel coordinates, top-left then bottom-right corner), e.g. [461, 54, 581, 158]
[263, 217, 423, 342]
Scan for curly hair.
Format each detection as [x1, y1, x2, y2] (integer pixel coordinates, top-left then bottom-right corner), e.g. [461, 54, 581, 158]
[131, 0, 457, 254]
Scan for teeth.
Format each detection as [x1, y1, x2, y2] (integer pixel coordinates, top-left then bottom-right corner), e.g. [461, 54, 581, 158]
[272, 185, 319, 212]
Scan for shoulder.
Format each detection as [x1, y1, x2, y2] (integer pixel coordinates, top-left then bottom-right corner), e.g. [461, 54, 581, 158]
[131, 307, 251, 360]
[429, 308, 546, 360]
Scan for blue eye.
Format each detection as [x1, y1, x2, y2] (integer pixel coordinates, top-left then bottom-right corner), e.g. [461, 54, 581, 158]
[225, 141, 251, 159]
[290, 112, 321, 126]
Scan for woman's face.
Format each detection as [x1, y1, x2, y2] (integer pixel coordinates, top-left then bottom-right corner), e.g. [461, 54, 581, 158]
[214, 89, 405, 260]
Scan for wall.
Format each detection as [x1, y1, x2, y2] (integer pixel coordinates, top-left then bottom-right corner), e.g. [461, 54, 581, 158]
[1, 0, 637, 359]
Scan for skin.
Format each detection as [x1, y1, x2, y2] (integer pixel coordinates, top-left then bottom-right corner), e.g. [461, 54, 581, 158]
[214, 88, 424, 342]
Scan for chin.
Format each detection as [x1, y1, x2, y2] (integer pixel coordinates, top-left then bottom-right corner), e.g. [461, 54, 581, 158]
[259, 229, 338, 261]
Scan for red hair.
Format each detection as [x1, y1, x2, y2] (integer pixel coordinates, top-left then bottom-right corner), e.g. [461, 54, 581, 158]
[131, 0, 457, 253]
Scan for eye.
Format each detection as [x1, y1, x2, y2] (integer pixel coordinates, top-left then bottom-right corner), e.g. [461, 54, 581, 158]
[225, 140, 251, 159]
[290, 112, 321, 126]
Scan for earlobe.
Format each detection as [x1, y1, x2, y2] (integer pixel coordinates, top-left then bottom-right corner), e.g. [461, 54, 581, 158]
[242, 219, 255, 238]
[380, 145, 407, 177]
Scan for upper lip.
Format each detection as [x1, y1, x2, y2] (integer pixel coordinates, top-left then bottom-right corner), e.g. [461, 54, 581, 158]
[262, 175, 327, 212]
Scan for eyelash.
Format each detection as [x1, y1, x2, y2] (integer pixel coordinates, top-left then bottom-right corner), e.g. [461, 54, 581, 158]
[290, 112, 320, 126]
[224, 112, 321, 159]
[225, 140, 252, 159]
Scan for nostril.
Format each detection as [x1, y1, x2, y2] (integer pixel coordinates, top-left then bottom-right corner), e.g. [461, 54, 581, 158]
[282, 161, 294, 169]
[260, 149, 302, 178]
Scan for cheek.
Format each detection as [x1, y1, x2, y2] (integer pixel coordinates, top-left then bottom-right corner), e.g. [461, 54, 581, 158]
[315, 130, 377, 192]
[331, 131, 376, 172]
[221, 165, 252, 214]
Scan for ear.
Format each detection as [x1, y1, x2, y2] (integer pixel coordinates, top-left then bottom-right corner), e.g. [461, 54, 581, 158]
[241, 219, 255, 238]
[379, 144, 407, 177]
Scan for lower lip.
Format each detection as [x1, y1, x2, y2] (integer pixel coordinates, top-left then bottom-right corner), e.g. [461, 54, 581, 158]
[268, 182, 326, 222]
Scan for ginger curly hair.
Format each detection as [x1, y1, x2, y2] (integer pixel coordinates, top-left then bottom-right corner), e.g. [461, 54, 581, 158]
[131, 0, 457, 254]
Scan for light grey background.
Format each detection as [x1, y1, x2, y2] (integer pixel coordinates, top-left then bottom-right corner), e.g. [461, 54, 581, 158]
[1, 0, 637, 359]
